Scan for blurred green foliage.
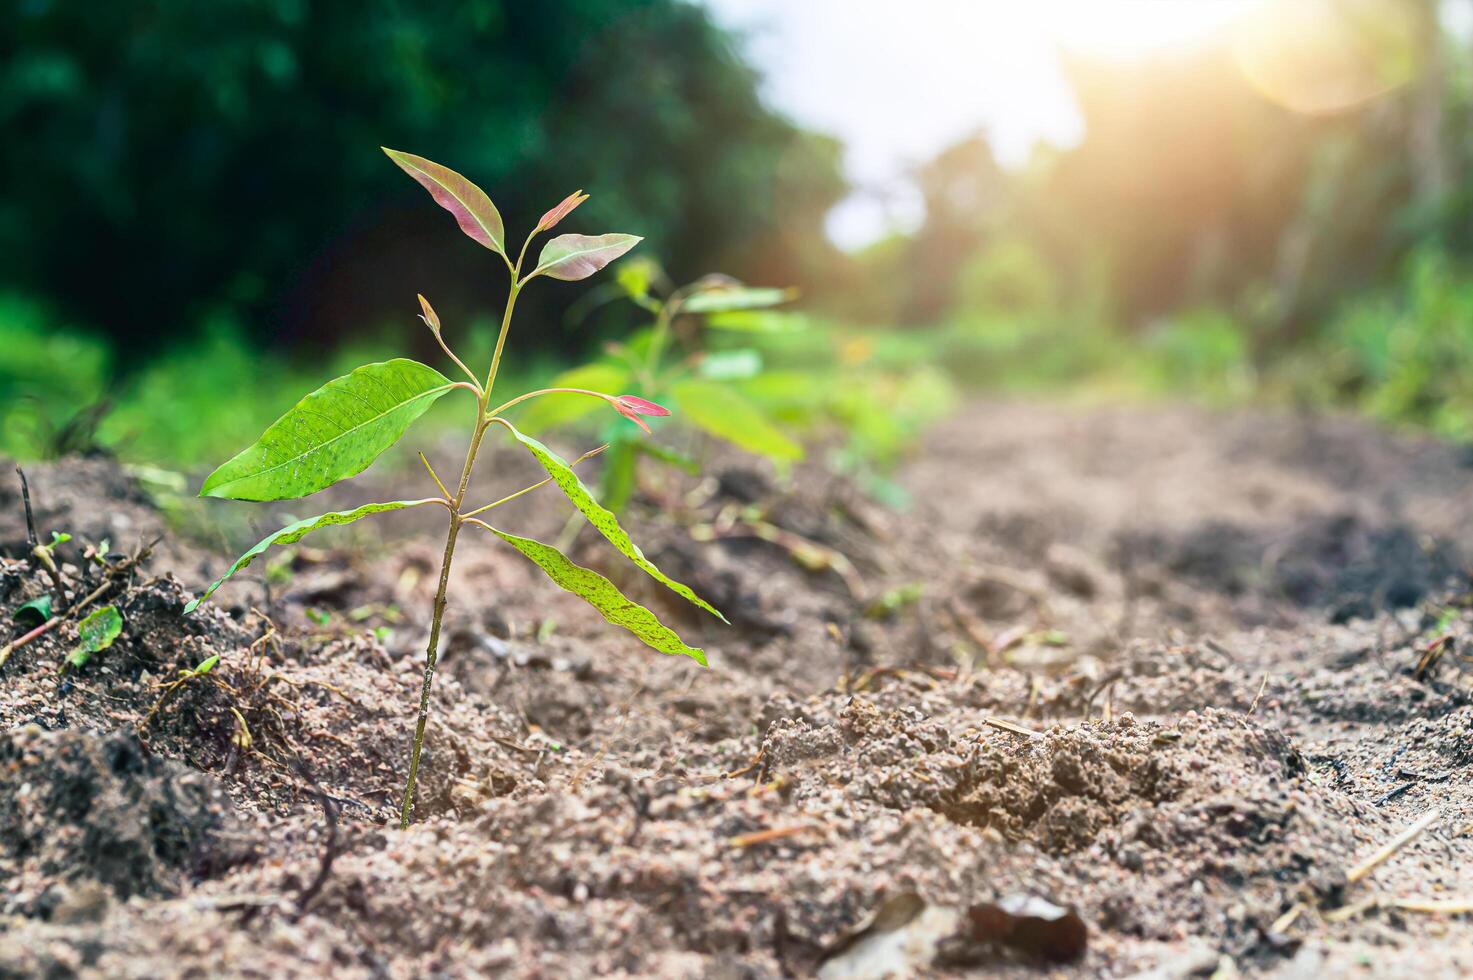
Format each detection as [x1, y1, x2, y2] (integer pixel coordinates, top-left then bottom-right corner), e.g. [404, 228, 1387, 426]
[1303, 247, 1473, 439]
[1, 0, 843, 354]
[823, 0, 1473, 440]
[0, 291, 546, 467]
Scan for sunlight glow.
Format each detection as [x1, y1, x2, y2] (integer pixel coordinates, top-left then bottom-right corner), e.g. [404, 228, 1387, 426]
[1038, 0, 1265, 61]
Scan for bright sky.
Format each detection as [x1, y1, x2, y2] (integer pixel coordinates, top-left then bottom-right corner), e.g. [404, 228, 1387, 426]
[702, 0, 1261, 248]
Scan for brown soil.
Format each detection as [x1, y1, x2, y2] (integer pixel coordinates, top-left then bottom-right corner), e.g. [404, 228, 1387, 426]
[3, 400, 1473, 977]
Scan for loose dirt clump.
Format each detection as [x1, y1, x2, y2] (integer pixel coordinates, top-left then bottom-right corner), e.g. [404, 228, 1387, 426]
[0, 726, 250, 914]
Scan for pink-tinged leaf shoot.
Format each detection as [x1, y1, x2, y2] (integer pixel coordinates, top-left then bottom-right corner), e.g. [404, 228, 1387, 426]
[382, 148, 506, 256]
[537, 190, 590, 232]
[417, 293, 440, 332]
[613, 395, 670, 433]
[531, 233, 642, 282]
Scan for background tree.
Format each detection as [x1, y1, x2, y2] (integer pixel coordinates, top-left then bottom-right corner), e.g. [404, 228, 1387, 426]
[0, 0, 844, 358]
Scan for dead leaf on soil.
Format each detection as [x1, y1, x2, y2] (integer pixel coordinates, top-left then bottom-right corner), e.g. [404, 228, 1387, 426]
[817, 891, 1087, 979]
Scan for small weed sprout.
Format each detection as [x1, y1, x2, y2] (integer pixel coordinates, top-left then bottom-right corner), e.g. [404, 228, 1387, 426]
[186, 149, 725, 827]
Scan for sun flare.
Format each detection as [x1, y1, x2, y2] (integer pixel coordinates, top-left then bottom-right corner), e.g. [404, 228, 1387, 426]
[1034, 0, 1263, 60]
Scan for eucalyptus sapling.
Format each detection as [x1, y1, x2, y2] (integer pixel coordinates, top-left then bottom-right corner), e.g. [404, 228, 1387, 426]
[185, 149, 725, 827]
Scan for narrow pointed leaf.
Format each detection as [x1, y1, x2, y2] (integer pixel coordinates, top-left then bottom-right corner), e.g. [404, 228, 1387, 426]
[184, 499, 441, 613]
[65, 605, 122, 670]
[532, 234, 642, 282]
[200, 359, 455, 501]
[682, 285, 796, 314]
[607, 394, 671, 434]
[479, 525, 706, 665]
[670, 379, 804, 463]
[498, 421, 727, 623]
[537, 190, 589, 232]
[383, 148, 506, 256]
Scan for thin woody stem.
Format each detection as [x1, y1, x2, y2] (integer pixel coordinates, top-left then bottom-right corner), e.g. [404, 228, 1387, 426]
[400, 245, 530, 829]
[397, 410, 487, 828]
[484, 282, 521, 399]
[484, 233, 537, 399]
[460, 444, 608, 518]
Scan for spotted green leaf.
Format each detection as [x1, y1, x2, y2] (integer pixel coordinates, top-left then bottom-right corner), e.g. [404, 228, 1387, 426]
[200, 359, 455, 501]
[498, 421, 726, 623]
[669, 379, 803, 463]
[532, 234, 642, 282]
[65, 605, 122, 670]
[183, 499, 441, 613]
[478, 525, 706, 665]
[383, 148, 506, 256]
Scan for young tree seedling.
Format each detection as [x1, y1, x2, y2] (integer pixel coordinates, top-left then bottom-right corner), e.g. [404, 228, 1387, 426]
[185, 149, 725, 827]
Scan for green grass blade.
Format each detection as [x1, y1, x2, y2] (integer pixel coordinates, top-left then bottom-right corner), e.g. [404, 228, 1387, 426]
[498, 420, 727, 623]
[184, 499, 441, 613]
[669, 379, 803, 463]
[478, 524, 706, 665]
[200, 359, 455, 501]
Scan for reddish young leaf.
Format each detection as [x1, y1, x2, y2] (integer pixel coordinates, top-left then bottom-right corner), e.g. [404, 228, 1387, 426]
[382, 148, 506, 256]
[532, 233, 642, 281]
[537, 190, 590, 232]
[612, 395, 671, 434]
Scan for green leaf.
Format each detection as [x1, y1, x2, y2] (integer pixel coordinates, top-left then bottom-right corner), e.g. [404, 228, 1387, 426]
[498, 421, 727, 623]
[383, 148, 505, 256]
[478, 525, 706, 665]
[706, 310, 807, 333]
[682, 286, 795, 314]
[66, 605, 122, 670]
[193, 654, 221, 675]
[615, 257, 663, 308]
[696, 349, 763, 381]
[516, 363, 632, 434]
[670, 379, 804, 463]
[200, 359, 455, 501]
[184, 499, 441, 613]
[13, 595, 52, 627]
[532, 234, 642, 282]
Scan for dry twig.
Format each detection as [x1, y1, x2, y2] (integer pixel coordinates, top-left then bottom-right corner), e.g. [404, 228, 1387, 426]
[983, 717, 1043, 739]
[1346, 808, 1440, 886]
